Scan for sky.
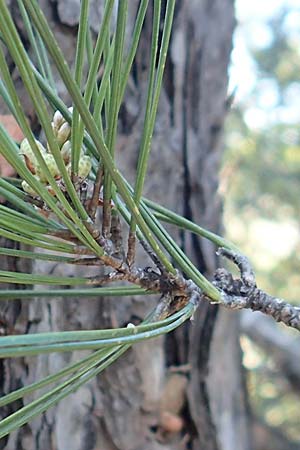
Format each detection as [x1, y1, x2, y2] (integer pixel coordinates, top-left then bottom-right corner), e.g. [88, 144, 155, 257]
[229, 0, 300, 107]
[225, 0, 300, 275]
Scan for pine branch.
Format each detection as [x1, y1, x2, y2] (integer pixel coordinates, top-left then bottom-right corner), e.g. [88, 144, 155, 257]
[213, 247, 300, 332]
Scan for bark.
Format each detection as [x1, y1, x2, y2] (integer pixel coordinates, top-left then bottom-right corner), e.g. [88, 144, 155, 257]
[0, 1, 251, 450]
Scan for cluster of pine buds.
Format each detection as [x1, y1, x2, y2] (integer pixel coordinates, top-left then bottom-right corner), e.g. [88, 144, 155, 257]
[19, 108, 92, 197]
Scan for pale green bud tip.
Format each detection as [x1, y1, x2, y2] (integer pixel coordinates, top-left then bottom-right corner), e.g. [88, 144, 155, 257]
[19, 139, 37, 172]
[57, 122, 71, 146]
[53, 110, 64, 129]
[19, 139, 35, 163]
[44, 154, 60, 178]
[21, 180, 37, 196]
[36, 141, 47, 154]
[78, 155, 92, 179]
[66, 162, 71, 176]
[36, 154, 60, 182]
[61, 140, 72, 164]
[19, 138, 46, 156]
[19, 138, 31, 154]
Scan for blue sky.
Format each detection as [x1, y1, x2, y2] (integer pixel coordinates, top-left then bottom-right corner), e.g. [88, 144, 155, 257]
[230, 0, 300, 97]
[225, 0, 300, 274]
[230, 0, 300, 128]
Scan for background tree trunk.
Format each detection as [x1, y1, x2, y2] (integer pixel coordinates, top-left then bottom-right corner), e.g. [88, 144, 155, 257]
[0, 1, 251, 449]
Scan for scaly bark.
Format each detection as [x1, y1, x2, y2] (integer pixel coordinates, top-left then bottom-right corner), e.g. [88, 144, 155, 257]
[1, 1, 250, 449]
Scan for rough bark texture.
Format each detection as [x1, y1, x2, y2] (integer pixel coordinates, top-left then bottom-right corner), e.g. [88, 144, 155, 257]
[0, 1, 251, 449]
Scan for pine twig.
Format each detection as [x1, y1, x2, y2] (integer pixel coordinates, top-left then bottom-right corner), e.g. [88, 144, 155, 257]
[214, 247, 300, 332]
[102, 198, 112, 238]
[110, 209, 125, 260]
[139, 238, 167, 274]
[126, 230, 136, 268]
[86, 166, 103, 220]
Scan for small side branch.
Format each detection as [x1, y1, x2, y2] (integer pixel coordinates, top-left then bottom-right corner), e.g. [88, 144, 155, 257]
[214, 247, 300, 332]
[216, 247, 256, 288]
[86, 166, 103, 220]
[126, 230, 136, 268]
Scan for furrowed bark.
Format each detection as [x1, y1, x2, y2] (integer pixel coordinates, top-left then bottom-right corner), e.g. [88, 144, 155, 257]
[1, 1, 251, 449]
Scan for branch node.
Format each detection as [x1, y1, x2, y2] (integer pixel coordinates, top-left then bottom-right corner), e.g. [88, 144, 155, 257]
[217, 247, 256, 288]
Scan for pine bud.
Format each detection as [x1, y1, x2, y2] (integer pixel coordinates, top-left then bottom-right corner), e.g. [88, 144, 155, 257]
[78, 155, 92, 179]
[61, 140, 71, 164]
[36, 140, 47, 154]
[36, 154, 60, 182]
[19, 138, 33, 157]
[52, 110, 64, 132]
[21, 180, 37, 196]
[19, 139, 46, 174]
[19, 138, 46, 156]
[56, 122, 71, 147]
[66, 162, 72, 176]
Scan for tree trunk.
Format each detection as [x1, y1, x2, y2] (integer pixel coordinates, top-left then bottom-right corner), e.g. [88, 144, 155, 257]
[1, 1, 251, 449]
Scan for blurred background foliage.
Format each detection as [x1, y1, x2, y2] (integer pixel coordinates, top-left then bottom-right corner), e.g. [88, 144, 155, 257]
[223, 0, 300, 446]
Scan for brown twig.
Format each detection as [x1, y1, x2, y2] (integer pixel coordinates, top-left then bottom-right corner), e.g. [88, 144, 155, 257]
[102, 198, 112, 238]
[86, 166, 103, 220]
[139, 239, 167, 274]
[87, 271, 128, 286]
[126, 230, 136, 268]
[69, 257, 105, 266]
[87, 265, 161, 292]
[110, 210, 125, 260]
[49, 229, 80, 242]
